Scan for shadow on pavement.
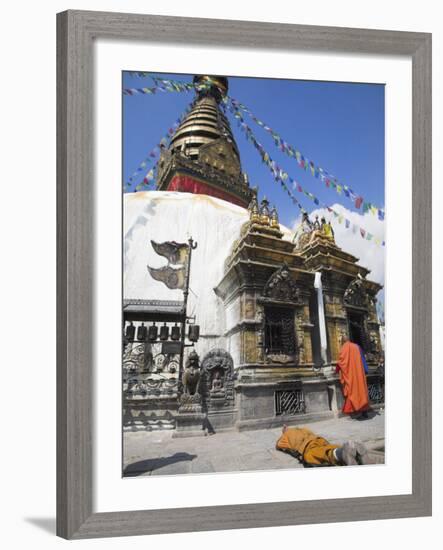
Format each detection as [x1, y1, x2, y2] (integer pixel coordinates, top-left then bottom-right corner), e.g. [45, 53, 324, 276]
[124, 452, 197, 476]
[353, 409, 380, 421]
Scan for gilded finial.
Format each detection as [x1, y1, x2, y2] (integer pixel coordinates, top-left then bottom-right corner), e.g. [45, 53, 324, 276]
[270, 205, 280, 229]
[249, 196, 260, 224]
[260, 197, 270, 226]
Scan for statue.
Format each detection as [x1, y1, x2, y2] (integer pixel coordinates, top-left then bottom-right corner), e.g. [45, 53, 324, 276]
[293, 212, 313, 248]
[321, 217, 335, 241]
[301, 212, 313, 233]
[182, 350, 201, 395]
[308, 214, 328, 244]
[209, 371, 225, 398]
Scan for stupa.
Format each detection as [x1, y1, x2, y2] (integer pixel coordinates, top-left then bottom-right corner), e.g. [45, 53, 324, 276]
[123, 75, 384, 433]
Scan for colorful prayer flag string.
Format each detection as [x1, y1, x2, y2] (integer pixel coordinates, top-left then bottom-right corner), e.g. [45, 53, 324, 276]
[228, 97, 385, 221]
[124, 102, 194, 191]
[123, 83, 189, 95]
[123, 76, 212, 96]
[227, 102, 384, 247]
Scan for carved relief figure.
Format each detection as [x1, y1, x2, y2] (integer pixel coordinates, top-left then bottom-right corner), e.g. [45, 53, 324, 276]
[201, 349, 234, 402]
[263, 264, 302, 304]
[343, 276, 369, 308]
[209, 371, 225, 398]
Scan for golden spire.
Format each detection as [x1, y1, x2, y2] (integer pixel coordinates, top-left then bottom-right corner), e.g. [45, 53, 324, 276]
[248, 196, 260, 224]
[260, 197, 270, 226]
[270, 205, 280, 229]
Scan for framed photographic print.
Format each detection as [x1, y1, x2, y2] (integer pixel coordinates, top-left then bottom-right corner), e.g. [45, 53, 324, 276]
[57, 10, 432, 539]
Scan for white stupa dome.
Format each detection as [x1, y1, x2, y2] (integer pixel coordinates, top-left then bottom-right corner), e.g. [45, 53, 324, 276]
[124, 191, 293, 357]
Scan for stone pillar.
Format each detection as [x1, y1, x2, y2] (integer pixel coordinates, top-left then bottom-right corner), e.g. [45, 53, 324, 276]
[314, 272, 328, 364]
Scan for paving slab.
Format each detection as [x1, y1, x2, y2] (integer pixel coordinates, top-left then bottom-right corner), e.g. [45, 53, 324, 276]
[123, 410, 385, 476]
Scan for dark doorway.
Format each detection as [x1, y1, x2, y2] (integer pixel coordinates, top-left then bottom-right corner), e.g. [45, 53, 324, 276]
[348, 310, 366, 350]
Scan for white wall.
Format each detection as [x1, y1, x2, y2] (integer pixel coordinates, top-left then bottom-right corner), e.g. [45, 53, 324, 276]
[1, 1, 440, 548]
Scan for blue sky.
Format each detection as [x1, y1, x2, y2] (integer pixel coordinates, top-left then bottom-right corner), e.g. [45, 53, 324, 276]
[123, 71, 385, 230]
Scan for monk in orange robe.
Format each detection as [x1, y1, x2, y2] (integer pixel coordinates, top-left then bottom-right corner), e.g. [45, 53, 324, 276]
[275, 425, 369, 466]
[336, 337, 370, 416]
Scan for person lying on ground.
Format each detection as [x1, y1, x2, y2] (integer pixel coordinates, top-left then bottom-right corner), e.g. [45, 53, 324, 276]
[275, 425, 370, 466]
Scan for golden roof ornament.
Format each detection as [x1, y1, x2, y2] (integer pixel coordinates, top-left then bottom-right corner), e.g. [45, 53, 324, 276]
[259, 197, 270, 226]
[270, 205, 280, 229]
[248, 196, 260, 224]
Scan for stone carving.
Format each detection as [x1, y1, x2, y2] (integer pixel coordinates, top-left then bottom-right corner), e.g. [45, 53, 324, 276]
[369, 331, 379, 352]
[262, 264, 302, 305]
[343, 277, 369, 309]
[124, 377, 179, 399]
[201, 348, 234, 403]
[210, 371, 225, 398]
[182, 351, 201, 395]
[266, 353, 294, 364]
[178, 391, 202, 412]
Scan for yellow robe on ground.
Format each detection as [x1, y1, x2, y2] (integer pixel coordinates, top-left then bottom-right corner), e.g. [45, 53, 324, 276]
[276, 427, 338, 465]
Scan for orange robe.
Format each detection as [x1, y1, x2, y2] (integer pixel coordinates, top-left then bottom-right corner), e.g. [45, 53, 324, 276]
[337, 341, 369, 414]
[276, 427, 339, 465]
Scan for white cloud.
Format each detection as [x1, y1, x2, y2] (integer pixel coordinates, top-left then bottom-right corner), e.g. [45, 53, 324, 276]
[292, 203, 385, 288]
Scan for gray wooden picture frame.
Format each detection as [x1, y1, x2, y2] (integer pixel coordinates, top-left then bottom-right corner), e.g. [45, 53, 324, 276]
[56, 10, 432, 539]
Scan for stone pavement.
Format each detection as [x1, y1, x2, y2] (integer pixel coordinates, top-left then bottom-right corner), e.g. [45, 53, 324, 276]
[123, 410, 385, 476]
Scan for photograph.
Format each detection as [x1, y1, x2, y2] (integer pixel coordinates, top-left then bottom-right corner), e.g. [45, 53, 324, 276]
[1, 0, 436, 544]
[122, 71, 386, 477]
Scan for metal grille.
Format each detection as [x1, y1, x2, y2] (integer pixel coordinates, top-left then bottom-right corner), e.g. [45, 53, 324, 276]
[264, 307, 296, 354]
[368, 382, 384, 404]
[275, 389, 305, 415]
